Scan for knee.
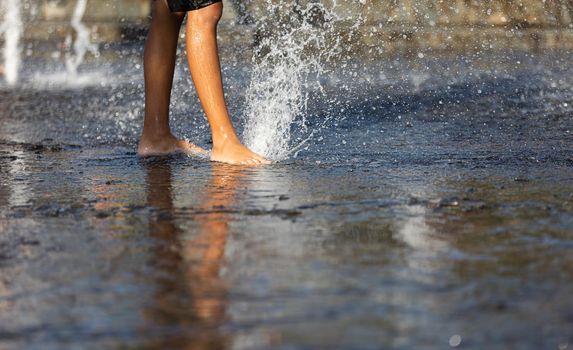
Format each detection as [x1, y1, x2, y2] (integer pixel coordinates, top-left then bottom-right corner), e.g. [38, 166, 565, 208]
[172, 12, 186, 23]
[151, 0, 185, 25]
[188, 3, 223, 30]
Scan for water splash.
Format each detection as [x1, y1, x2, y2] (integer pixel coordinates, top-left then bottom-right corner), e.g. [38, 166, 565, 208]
[242, 0, 355, 161]
[65, 0, 98, 77]
[2, 0, 23, 85]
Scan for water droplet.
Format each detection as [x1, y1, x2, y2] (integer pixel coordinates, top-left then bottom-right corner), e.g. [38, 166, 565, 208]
[449, 334, 462, 347]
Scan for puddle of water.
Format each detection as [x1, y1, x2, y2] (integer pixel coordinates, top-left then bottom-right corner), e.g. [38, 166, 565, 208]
[0, 51, 572, 349]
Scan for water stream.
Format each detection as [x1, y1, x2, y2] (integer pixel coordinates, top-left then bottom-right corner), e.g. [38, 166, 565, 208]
[2, 0, 22, 85]
[64, 0, 98, 78]
[242, 0, 358, 160]
[1, 0, 99, 87]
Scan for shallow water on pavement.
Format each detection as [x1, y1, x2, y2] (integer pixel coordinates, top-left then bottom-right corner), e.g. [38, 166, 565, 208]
[0, 51, 572, 349]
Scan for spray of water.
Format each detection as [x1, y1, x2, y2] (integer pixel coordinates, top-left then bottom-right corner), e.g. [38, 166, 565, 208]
[65, 0, 98, 77]
[242, 0, 355, 161]
[2, 0, 23, 85]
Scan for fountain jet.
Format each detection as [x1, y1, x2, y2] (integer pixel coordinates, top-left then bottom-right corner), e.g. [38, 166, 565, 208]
[2, 0, 23, 85]
[65, 0, 98, 77]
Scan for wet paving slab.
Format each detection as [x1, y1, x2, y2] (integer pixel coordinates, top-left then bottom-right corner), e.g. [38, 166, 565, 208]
[0, 52, 573, 349]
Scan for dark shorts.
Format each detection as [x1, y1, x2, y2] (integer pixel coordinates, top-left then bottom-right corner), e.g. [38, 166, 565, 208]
[167, 0, 222, 12]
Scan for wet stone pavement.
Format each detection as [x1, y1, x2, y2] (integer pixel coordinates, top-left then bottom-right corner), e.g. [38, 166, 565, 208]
[0, 51, 573, 349]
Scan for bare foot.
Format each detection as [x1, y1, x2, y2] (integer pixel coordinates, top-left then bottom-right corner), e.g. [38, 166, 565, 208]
[211, 140, 270, 165]
[138, 133, 208, 157]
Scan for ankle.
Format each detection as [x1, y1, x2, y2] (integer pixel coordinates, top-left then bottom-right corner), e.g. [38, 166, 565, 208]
[212, 132, 241, 149]
[140, 129, 174, 142]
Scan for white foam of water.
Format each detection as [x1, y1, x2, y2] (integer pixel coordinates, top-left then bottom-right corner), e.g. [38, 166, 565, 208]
[242, 0, 352, 161]
[2, 0, 23, 85]
[65, 0, 98, 78]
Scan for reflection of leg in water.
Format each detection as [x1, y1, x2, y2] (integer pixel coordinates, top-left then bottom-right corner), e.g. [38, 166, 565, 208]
[142, 158, 231, 349]
[230, 0, 255, 25]
[183, 165, 241, 323]
[138, 0, 207, 157]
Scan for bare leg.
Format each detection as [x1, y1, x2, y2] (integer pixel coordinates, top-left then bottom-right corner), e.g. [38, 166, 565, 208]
[186, 3, 270, 165]
[138, 0, 207, 157]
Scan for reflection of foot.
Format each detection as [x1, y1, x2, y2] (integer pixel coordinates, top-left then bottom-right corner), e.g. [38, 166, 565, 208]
[138, 134, 207, 157]
[211, 140, 270, 165]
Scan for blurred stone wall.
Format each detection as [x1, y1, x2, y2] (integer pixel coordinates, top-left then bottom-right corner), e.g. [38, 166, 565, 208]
[12, 0, 573, 53]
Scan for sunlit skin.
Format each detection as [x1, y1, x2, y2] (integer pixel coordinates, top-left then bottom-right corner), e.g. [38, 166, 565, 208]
[138, 0, 270, 165]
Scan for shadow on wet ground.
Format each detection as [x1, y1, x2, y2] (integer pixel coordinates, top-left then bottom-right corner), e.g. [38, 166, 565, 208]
[0, 51, 572, 349]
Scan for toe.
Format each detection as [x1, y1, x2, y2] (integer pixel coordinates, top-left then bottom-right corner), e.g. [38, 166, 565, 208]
[253, 155, 269, 164]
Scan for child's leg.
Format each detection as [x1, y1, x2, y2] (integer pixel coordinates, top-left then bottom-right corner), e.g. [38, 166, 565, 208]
[138, 0, 206, 157]
[186, 3, 270, 165]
